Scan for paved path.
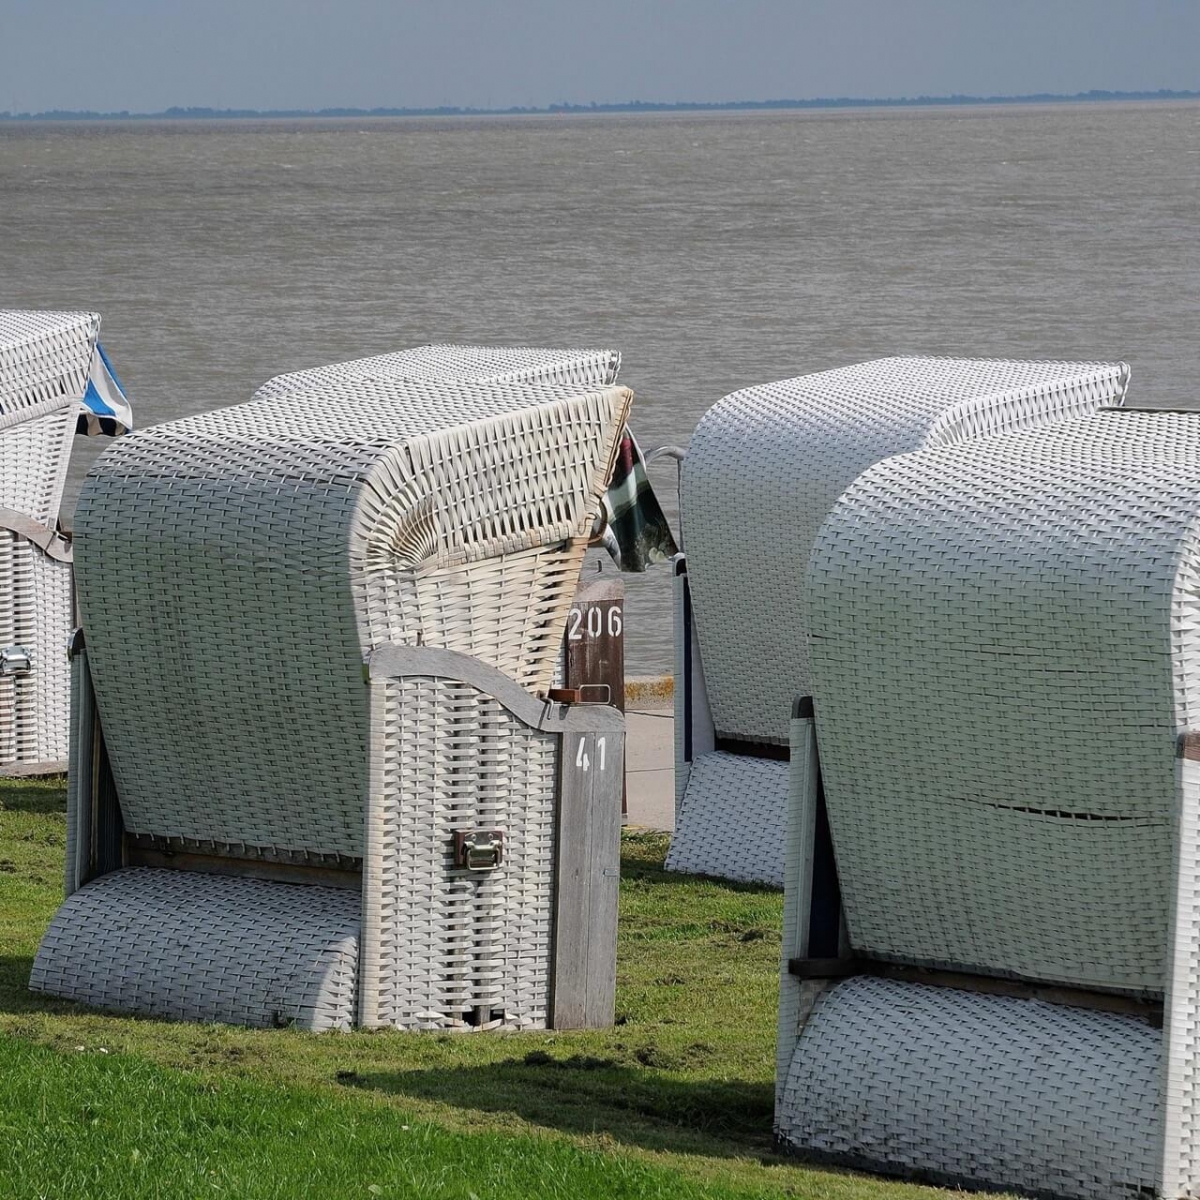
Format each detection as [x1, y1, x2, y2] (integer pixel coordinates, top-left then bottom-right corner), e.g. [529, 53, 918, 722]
[624, 702, 675, 832]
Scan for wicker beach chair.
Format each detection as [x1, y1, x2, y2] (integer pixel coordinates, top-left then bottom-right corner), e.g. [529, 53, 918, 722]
[777, 407, 1200, 1199]
[32, 356, 631, 1032]
[0, 311, 129, 775]
[254, 343, 622, 398]
[668, 356, 1131, 885]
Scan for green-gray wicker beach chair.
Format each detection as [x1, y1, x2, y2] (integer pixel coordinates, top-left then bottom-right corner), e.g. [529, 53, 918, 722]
[668, 356, 1131, 886]
[0, 310, 130, 776]
[31, 349, 630, 1032]
[778, 406, 1200, 1199]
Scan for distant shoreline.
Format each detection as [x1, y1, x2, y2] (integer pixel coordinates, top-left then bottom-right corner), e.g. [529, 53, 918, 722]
[3, 88, 1198, 122]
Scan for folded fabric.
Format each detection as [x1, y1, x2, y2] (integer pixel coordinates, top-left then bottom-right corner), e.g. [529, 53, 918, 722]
[600, 431, 677, 572]
[78, 342, 132, 436]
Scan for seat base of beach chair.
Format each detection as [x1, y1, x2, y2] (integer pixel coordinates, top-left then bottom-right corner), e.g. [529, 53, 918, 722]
[778, 975, 1161, 1200]
[30, 868, 361, 1032]
[666, 750, 789, 885]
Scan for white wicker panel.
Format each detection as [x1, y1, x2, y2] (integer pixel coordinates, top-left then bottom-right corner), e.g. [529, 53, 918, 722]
[30, 868, 360, 1031]
[665, 751, 788, 885]
[74, 377, 629, 857]
[1163, 749, 1200, 1196]
[682, 356, 1129, 747]
[779, 977, 1160, 1200]
[0, 310, 96, 426]
[0, 533, 16, 765]
[373, 676, 557, 1030]
[0, 535, 72, 769]
[28, 544, 71, 766]
[807, 410, 1200, 989]
[76, 469, 373, 856]
[255, 344, 620, 400]
[0, 404, 78, 525]
[0, 311, 96, 773]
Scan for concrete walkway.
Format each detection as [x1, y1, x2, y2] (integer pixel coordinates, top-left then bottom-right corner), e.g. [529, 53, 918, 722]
[624, 699, 675, 832]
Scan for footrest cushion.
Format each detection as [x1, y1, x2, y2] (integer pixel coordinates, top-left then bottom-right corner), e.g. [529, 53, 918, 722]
[779, 975, 1160, 1200]
[31, 868, 360, 1031]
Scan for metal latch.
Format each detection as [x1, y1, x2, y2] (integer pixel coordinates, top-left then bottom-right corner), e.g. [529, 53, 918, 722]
[453, 829, 505, 872]
[547, 684, 612, 706]
[0, 645, 32, 676]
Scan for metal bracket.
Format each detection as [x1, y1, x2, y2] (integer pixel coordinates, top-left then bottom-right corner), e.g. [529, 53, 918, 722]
[0, 645, 32, 676]
[453, 829, 505, 872]
[547, 683, 612, 706]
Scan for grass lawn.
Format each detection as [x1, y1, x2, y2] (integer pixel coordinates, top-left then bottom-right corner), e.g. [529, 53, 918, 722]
[0, 775, 1002, 1199]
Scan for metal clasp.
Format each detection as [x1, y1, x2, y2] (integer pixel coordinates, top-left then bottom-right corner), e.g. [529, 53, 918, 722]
[453, 829, 505, 872]
[0, 645, 32, 676]
[547, 684, 612, 706]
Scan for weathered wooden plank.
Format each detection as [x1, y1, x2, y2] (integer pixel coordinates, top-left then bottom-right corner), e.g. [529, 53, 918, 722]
[551, 725, 622, 1029]
[586, 726, 623, 1026]
[124, 845, 362, 890]
[787, 956, 1163, 1023]
[0, 759, 68, 778]
[565, 577, 626, 817]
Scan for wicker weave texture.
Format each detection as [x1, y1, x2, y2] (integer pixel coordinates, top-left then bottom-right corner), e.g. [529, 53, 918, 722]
[682, 356, 1130, 748]
[373, 676, 557, 1029]
[779, 976, 1160, 1199]
[0, 312, 96, 771]
[1165, 752, 1200, 1194]
[664, 751, 788, 884]
[30, 868, 360, 1031]
[255, 344, 620, 400]
[0, 310, 97, 429]
[0, 404, 78, 527]
[74, 375, 629, 858]
[0, 537, 72, 768]
[807, 410, 1200, 991]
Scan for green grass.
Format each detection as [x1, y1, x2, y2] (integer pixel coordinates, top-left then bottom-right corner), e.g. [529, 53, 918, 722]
[0, 776, 999, 1199]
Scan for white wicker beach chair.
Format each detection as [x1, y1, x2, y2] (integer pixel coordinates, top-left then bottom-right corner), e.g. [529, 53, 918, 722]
[254, 343, 622, 398]
[0, 311, 128, 775]
[32, 357, 631, 1033]
[777, 407, 1200, 1199]
[668, 356, 1131, 885]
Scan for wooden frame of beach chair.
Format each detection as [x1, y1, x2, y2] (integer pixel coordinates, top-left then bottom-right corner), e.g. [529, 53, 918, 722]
[668, 356, 1132, 886]
[32, 354, 631, 1033]
[777, 407, 1200, 1199]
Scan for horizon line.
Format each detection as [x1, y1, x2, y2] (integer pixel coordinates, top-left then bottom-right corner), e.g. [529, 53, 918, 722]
[3, 87, 1199, 122]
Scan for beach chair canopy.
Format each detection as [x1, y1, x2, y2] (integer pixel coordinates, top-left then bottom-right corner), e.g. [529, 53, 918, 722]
[668, 355, 1130, 885]
[257, 344, 675, 571]
[254, 343, 622, 399]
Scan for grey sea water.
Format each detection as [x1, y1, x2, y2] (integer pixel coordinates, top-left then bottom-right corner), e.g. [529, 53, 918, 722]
[2, 103, 1198, 671]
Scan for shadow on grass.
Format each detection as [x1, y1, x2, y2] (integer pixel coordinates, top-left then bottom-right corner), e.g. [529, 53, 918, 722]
[0, 956, 60, 1018]
[343, 1057, 777, 1159]
[620, 832, 781, 896]
[0, 776, 67, 815]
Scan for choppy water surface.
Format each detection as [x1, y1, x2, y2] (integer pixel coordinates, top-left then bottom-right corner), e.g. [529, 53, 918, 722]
[2, 104, 1198, 670]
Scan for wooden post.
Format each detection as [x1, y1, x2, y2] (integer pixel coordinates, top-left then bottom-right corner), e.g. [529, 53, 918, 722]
[564, 575, 626, 817]
[551, 721, 624, 1029]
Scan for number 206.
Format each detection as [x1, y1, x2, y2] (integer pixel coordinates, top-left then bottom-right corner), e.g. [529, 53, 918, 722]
[567, 604, 622, 640]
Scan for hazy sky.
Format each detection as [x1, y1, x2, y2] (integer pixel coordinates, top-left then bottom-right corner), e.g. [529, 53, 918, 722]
[2, 0, 1198, 113]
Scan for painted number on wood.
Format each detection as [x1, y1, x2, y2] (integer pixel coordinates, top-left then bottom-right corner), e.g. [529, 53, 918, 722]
[575, 736, 608, 773]
[567, 604, 622, 641]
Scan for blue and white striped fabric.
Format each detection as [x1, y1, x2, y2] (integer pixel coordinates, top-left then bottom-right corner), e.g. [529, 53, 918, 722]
[78, 342, 132, 436]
